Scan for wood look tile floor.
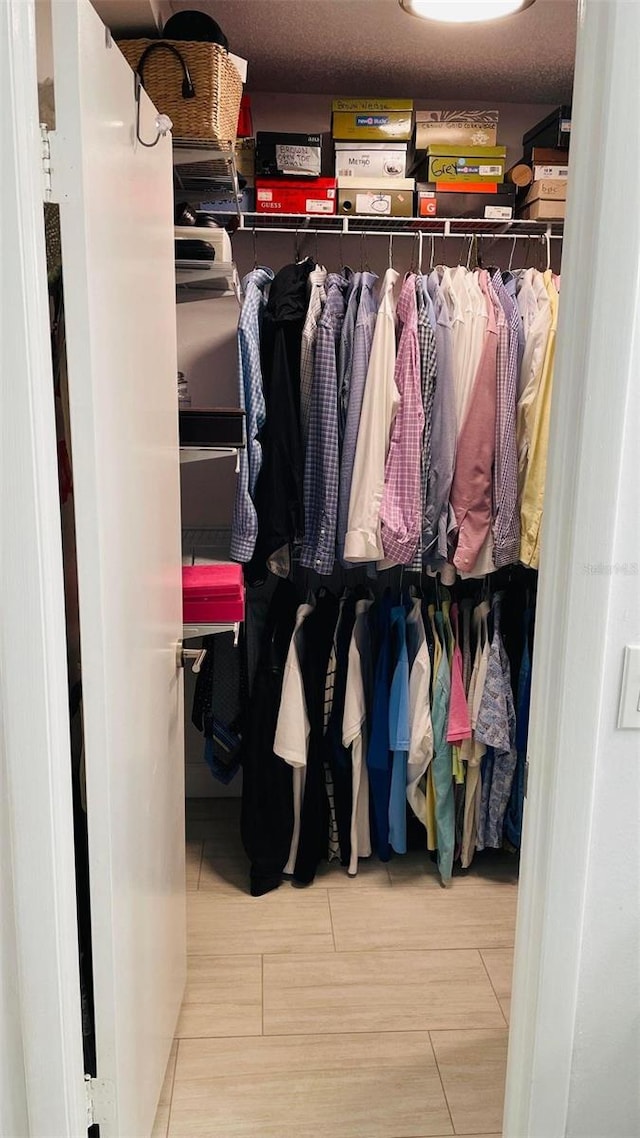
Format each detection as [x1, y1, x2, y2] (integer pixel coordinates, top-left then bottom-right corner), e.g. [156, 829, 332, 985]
[155, 800, 515, 1138]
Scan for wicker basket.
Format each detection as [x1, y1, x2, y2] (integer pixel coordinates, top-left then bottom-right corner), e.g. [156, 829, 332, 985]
[117, 38, 243, 146]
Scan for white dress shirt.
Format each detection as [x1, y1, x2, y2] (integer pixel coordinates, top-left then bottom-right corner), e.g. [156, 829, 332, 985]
[406, 596, 433, 826]
[344, 268, 400, 562]
[273, 602, 314, 874]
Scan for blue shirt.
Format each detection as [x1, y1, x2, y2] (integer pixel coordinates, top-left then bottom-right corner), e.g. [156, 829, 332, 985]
[336, 271, 378, 565]
[367, 593, 393, 861]
[337, 270, 362, 445]
[300, 273, 348, 575]
[230, 267, 274, 563]
[389, 605, 410, 855]
[424, 271, 457, 567]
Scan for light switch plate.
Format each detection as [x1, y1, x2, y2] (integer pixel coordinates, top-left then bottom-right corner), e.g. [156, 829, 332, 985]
[617, 646, 640, 729]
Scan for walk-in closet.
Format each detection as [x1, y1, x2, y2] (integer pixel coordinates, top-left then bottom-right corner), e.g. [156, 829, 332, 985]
[5, 2, 639, 1138]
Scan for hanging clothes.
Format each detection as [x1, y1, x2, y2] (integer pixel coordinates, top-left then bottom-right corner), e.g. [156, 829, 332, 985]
[475, 593, 518, 849]
[299, 264, 327, 450]
[379, 274, 425, 566]
[325, 592, 361, 868]
[247, 259, 313, 583]
[405, 592, 433, 828]
[460, 599, 491, 868]
[491, 268, 521, 569]
[519, 270, 559, 568]
[423, 270, 457, 569]
[241, 579, 299, 896]
[293, 590, 340, 884]
[344, 268, 400, 563]
[503, 605, 533, 849]
[429, 604, 456, 884]
[337, 269, 362, 446]
[300, 272, 348, 574]
[412, 278, 438, 571]
[342, 597, 374, 875]
[366, 592, 393, 861]
[449, 269, 499, 574]
[274, 600, 315, 877]
[337, 271, 378, 565]
[388, 604, 410, 855]
[230, 267, 274, 563]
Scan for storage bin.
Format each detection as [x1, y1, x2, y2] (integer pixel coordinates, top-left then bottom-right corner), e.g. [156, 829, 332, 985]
[182, 564, 245, 624]
[117, 37, 243, 145]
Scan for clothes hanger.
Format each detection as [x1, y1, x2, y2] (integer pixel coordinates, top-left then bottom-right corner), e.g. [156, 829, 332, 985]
[314, 228, 319, 265]
[417, 231, 424, 276]
[388, 233, 394, 270]
[429, 234, 436, 272]
[252, 224, 258, 269]
[508, 235, 517, 273]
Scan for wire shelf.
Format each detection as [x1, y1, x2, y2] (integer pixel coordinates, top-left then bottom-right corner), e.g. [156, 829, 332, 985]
[235, 212, 564, 239]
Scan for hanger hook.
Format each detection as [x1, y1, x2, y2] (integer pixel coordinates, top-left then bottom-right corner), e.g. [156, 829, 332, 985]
[388, 232, 394, 269]
[545, 227, 551, 272]
[429, 233, 435, 271]
[252, 225, 257, 269]
[135, 73, 172, 147]
[508, 235, 517, 272]
[418, 231, 424, 274]
[315, 228, 319, 264]
[465, 234, 475, 270]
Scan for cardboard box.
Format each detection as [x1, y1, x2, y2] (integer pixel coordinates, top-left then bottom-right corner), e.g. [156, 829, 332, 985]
[532, 164, 569, 180]
[200, 188, 255, 214]
[256, 132, 322, 178]
[415, 110, 498, 149]
[337, 178, 414, 217]
[524, 179, 567, 205]
[255, 178, 336, 215]
[332, 111, 413, 142]
[519, 199, 567, 220]
[417, 183, 515, 220]
[334, 142, 408, 179]
[529, 147, 569, 165]
[234, 138, 255, 181]
[332, 98, 413, 112]
[426, 145, 506, 184]
[523, 106, 571, 155]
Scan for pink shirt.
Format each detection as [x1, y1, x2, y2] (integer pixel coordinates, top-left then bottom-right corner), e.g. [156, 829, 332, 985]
[446, 603, 472, 744]
[450, 270, 499, 574]
[379, 275, 425, 566]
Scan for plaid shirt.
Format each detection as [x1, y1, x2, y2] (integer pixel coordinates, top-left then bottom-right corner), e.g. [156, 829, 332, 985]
[299, 266, 327, 451]
[423, 271, 457, 567]
[301, 273, 348, 574]
[491, 269, 520, 567]
[379, 275, 425, 566]
[411, 278, 438, 570]
[230, 267, 274, 562]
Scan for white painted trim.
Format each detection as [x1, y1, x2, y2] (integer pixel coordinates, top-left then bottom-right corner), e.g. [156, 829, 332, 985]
[0, 1, 86, 1134]
[504, 2, 640, 1134]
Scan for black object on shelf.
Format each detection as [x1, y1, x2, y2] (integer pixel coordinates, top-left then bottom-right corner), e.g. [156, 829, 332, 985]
[179, 407, 245, 448]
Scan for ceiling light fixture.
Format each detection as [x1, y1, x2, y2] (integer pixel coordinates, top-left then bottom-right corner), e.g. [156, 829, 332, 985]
[399, 0, 536, 23]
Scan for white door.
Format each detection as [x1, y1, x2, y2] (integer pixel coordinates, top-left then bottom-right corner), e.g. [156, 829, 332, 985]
[51, 1, 186, 1135]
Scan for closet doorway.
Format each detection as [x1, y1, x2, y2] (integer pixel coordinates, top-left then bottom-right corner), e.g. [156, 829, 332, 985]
[4, 2, 639, 1138]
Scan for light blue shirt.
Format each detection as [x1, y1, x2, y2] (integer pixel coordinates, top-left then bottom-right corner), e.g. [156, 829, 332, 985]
[336, 271, 378, 565]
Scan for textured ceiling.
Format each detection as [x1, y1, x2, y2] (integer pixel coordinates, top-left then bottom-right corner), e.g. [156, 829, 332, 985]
[160, 0, 578, 102]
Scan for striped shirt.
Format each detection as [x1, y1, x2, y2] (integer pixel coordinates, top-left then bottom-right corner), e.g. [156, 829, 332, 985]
[491, 269, 520, 567]
[412, 278, 438, 570]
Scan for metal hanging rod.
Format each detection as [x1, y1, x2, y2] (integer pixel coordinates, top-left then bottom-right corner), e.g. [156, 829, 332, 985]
[235, 212, 563, 241]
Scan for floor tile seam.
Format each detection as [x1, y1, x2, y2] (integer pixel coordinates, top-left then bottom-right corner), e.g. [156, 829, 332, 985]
[260, 1020, 507, 1038]
[426, 1029, 456, 1135]
[477, 950, 510, 1021]
[263, 945, 502, 963]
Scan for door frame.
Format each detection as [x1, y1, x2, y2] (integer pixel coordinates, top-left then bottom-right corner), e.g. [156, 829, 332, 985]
[504, 1, 640, 1134]
[1, 0, 86, 1134]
